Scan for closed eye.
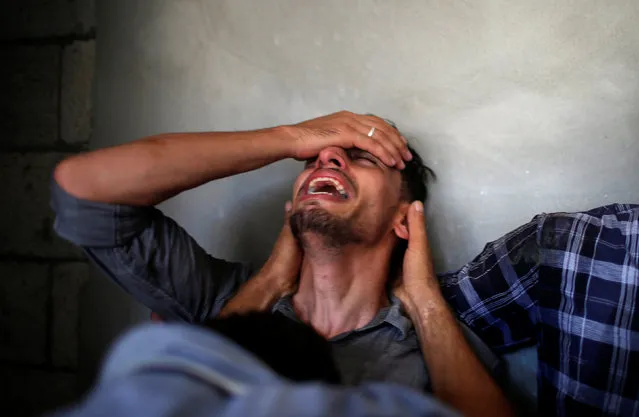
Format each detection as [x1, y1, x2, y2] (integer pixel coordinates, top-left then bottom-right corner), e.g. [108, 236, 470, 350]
[349, 149, 379, 166]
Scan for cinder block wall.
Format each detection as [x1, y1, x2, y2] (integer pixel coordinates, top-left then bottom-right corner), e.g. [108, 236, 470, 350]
[0, 1, 95, 415]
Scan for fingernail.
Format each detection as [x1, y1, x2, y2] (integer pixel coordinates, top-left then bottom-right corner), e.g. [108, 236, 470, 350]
[404, 150, 413, 161]
[414, 201, 424, 213]
[390, 158, 397, 166]
[285, 201, 292, 212]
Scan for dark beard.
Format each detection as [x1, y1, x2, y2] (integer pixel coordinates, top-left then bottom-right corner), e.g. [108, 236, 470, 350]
[290, 207, 364, 249]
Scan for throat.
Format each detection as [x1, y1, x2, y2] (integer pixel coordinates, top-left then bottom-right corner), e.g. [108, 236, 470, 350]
[292, 246, 392, 338]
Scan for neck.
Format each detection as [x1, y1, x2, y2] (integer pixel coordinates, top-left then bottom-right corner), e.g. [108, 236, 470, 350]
[292, 236, 393, 339]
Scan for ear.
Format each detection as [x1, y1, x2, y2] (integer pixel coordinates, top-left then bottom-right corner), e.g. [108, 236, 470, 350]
[392, 201, 411, 240]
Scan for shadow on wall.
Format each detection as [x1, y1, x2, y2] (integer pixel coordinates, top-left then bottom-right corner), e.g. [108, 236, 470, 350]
[225, 185, 293, 264]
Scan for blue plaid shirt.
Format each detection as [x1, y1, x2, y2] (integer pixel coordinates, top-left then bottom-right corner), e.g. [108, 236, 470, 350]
[439, 204, 639, 417]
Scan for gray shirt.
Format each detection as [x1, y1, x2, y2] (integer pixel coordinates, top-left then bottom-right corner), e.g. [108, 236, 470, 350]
[51, 180, 500, 391]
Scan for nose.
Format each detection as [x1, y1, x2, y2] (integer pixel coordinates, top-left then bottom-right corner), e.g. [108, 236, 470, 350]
[317, 147, 347, 169]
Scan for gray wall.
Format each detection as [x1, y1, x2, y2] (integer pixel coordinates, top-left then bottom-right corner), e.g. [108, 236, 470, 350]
[88, 0, 639, 381]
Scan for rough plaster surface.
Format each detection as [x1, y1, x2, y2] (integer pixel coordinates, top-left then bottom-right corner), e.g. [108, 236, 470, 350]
[62, 41, 95, 144]
[0, 45, 60, 148]
[0, 263, 48, 365]
[86, 0, 639, 376]
[0, 0, 94, 39]
[52, 263, 89, 369]
[97, 0, 639, 268]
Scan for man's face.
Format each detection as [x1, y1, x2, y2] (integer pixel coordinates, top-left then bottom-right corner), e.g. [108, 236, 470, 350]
[290, 146, 404, 248]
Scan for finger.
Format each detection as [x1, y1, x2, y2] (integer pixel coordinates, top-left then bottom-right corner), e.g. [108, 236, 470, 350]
[359, 115, 397, 138]
[283, 201, 294, 226]
[375, 135, 406, 170]
[407, 201, 427, 253]
[356, 117, 403, 148]
[400, 137, 412, 161]
[361, 116, 412, 161]
[360, 115, 403, 144]
[277, 205, 296, 246]
[352, 122, 404, 168]
[337, 113, 410, 163]
[352, 133, 397, 167]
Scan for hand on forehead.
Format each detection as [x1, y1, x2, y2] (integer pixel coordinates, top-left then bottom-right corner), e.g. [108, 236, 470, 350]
[290, 111, 413, 170]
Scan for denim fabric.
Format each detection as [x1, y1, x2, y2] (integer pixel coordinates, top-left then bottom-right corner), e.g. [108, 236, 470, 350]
[50, 324, 461, 417]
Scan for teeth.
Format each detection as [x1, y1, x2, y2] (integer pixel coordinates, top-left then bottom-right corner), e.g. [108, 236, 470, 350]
[309, 177, 340, 187]
[307, 176, 348, 197]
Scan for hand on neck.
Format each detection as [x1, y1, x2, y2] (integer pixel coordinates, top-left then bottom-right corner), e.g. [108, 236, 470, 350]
[292, 236, 393, 339]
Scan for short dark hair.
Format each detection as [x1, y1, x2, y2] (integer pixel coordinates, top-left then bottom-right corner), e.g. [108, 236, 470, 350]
[400, 144, 435, 203]
[204, 311, 341, 384]
[377, 117, 435, 203]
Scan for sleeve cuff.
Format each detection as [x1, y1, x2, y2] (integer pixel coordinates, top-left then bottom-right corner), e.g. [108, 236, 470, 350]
[51, 178, 155, 247]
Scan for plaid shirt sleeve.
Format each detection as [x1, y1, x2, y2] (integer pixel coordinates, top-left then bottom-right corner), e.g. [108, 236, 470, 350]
[438, 204, 639, 417]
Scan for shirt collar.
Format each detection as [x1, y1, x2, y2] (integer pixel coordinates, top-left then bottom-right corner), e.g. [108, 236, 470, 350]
[272, 295, 413, 340]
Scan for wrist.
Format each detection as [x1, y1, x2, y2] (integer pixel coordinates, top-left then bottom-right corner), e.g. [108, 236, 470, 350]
[268, 125, 299, 160]
[254, 266, 297, 297]
[270, 274, 297, 297]
[400, 281, 447, 316]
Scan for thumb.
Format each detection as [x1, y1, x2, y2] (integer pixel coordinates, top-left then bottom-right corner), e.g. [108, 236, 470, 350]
[284, 201, 294, 220]
[407, 201, 427, 253]
[282, 201, 295, 236]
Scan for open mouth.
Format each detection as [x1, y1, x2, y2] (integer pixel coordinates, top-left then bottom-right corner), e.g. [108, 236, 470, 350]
[299, 170, 354, 202]
[307, 177, 348, 199]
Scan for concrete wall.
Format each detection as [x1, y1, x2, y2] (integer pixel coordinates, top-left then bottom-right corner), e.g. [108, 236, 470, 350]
[0, 1, 95, 415]
[89, 0, 638, 391]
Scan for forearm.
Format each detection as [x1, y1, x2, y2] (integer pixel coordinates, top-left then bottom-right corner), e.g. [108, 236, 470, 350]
[54, 127, 294, 206]
[404, 284, 513, 417]
[219, 271, 294, 317]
